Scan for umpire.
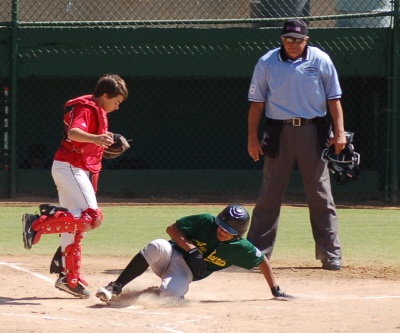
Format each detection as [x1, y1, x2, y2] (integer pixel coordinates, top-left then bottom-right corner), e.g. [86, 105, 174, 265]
[246, 19, 346, 270]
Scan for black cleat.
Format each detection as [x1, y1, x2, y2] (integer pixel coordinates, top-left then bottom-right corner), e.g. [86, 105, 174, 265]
[22, 213, 38, 250]
[39, 203, 68, 216]
[55, 275, 91, 299]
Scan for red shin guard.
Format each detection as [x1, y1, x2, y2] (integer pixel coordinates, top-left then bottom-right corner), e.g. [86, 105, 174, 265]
[63, 231, 88, 288]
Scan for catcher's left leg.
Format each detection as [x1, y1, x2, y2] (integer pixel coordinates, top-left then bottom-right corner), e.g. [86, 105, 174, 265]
[50, 246, 62, 274]
[55, 231, 90, 298]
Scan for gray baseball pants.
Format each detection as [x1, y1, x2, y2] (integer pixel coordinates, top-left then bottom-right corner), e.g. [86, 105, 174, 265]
[246, 123, 342, 261]
[140, 239, 193, 299]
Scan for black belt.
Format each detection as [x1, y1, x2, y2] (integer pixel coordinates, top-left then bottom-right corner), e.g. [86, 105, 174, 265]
[268, 118, 315, 126]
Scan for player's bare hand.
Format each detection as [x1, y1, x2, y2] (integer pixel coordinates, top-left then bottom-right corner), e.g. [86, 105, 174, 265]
[97, 134, 114, 148]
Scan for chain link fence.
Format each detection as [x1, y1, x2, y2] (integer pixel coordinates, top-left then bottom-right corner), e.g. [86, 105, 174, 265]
[0, 0, 393, 27]
[0, 0, 398, 201]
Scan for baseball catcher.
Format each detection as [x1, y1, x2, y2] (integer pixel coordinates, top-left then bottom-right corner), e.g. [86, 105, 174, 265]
[21, 74, 129, 299]
[96, 204, 293, 303]
[102, 133, 130, 159]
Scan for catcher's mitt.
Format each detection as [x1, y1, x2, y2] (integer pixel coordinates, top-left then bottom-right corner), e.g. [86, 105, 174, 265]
[103, 133, 130, 159]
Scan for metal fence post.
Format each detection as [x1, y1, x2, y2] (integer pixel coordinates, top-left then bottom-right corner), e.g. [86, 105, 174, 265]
[390, 0, 400, 202]
[9, 0, 19, 197]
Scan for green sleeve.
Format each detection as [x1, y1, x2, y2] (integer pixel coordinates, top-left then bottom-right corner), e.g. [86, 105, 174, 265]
[230, 239, 265, 269]
[176, 213, 214, 236]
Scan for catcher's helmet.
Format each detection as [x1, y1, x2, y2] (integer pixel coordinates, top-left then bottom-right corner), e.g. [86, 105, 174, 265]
[215, 204, 250, 237]
[321, 132, 360, 185]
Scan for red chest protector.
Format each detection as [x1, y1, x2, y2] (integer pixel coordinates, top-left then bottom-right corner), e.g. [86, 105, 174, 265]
[55, 95, 108, 174]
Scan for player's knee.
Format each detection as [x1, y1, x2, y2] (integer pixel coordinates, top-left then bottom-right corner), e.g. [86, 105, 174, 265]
[81, 208, 103, 230]
[141, 239, 172, 264]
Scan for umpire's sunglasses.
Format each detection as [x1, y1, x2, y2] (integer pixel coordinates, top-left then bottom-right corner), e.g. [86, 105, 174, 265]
[282, 37, 307, 44]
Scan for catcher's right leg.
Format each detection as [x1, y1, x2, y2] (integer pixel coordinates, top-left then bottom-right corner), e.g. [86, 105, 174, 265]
[21, 204, 74, 249]
[21, 204, 85, 250]
[22, 213, 39, 250]
[24, 205, 102, 247]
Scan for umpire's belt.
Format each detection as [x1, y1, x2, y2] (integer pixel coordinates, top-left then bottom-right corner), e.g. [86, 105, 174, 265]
[267, 117, 315, 127]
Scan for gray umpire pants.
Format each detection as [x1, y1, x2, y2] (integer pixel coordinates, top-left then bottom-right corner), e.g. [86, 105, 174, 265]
[246, 122, 342, 261]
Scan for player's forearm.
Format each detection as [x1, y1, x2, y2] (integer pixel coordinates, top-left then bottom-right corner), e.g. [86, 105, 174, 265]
[259, 256, 278, 289]
[166, 223, 196, 251]
[68, 128, 113, 148]
[67, 128, 99, 143]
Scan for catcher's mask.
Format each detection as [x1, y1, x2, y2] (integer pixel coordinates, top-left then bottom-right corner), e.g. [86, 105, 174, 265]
[321, 132, 360, 185]
[215, 204, 250, 237]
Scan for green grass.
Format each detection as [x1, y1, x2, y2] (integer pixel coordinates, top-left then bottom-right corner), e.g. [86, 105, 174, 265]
[272, 207, 400, 266]
[1, 205, 399, 267]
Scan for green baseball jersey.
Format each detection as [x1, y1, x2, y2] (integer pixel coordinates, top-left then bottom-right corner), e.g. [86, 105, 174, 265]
[170, 213, 264, 280]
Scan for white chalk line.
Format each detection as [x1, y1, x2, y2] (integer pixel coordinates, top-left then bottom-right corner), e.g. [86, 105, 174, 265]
[0, 311, 135, 328]
[362, 295, 400, 299]
[0, 312, 74, 321]
[150, 317, 211, 333]
[0, 311, 208, 333]
[153, 326, 186, 333]
[2, 260, 399, 304]
[0, 261, 53, 283]
[295, 293, 400, 300]
[0, 261, 208, 333]
[6, 261, 397, 332]
[0, 308, 208, 332]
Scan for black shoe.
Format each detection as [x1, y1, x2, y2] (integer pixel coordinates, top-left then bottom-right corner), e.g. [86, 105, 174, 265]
[55, 275, 91, 299]
[22, 213, 39, 250]
[39, 203, 68, 216]
[321, 258, 342, 271]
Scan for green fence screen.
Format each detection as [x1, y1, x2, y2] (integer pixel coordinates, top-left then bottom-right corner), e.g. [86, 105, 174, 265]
[0, 0, 398, 202]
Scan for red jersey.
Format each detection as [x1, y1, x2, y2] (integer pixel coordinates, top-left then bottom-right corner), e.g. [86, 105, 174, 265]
[54, 95, 108, 173]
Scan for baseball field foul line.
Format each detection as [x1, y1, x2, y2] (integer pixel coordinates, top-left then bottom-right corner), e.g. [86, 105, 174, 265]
[153, 326, 187, 333]
[0, 261, 53, 283]
[2, 262, 399, 301]
[294, 293, 400, 300]
[362, 295, 400, 299]
[0, 312, 74, 321]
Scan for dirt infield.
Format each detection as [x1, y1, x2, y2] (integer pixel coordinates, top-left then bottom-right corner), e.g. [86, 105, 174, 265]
[1, 255, 400, 333]
[1, 197, 399, 332]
